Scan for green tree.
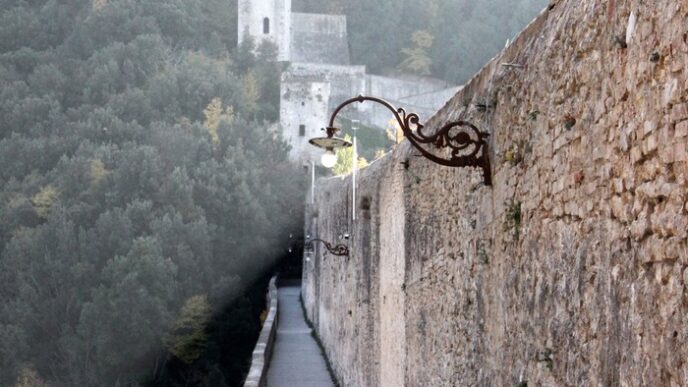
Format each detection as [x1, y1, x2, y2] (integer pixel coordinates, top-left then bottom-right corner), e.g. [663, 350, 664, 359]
[202, 98, 234, 145]
[238, 71, 261, 118]
[30, 185, 58, 219]
[163, 295, 212, 364]
[14, 364, 47, 387]
[332, 135, 369, 176]
[77, 237, 177, 380]
[398, 30, 434, 76]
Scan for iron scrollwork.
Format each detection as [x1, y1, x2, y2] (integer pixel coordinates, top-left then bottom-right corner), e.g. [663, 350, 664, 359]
[328, 95, 492, 186]
[305, 238, 350, 256]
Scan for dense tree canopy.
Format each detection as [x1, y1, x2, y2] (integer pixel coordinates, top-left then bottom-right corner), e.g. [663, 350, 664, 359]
[0, 0, 303, 385]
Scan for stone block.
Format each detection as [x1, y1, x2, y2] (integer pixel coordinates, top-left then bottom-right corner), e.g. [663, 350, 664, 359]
[676, 120, 688, 138]
[659, 144, 675, 164]
[640, 236, 681, 264]
[642, 134, 658, 155]
[584, 181, 598, 195]
[637, 158, 663, 182]
[618, 126, 631, 152]
[553, 134, 570, 152]
[637, 181, 677, 200]
[658, 124, 673, 143]
[630, 212, 651, 241]
[663, 78, 680, 106]
[612, 178, 625, 194]
[671, 103, 688, 123]
[611, 195, 632, 223]
[592, 145, 608, 160]
[631, 146, 643, 163]
[675, 142, 687, 162]
[642, 120, 657, 137]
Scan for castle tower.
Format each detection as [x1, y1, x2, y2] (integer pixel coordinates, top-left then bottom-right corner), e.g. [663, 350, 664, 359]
[280, 70, 332, 163]
[237, 0, 292, 61]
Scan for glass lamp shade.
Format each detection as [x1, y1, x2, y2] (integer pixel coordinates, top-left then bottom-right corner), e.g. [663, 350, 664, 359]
[321, 150, 337, 168]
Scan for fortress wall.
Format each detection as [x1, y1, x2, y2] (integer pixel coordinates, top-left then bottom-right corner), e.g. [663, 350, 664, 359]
[303, 0, 688, 385]
[290, 13, 351, 65]
[362, 76, 460, 130]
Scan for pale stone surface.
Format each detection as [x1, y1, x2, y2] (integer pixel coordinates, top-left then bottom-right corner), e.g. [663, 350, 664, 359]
[303, 0, 688, 386]
[290, 13, 350, 65]
[267, 286, 334, 387]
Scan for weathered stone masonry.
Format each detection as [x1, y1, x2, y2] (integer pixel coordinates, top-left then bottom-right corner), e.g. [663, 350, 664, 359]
[302, 0, 688, 386]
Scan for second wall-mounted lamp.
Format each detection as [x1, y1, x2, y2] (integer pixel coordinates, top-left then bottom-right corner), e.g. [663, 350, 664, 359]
[305, 238, 350, 256]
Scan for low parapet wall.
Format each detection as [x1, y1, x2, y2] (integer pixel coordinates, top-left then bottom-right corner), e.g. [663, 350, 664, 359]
[243, 276, 278, 387]
[303, 0, 688, 385]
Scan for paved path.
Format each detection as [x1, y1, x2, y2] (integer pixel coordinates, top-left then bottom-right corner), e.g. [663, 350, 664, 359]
[266, 286, 335, 387]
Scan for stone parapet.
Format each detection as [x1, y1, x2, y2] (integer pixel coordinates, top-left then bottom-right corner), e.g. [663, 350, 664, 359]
[243, 276, 279, 387]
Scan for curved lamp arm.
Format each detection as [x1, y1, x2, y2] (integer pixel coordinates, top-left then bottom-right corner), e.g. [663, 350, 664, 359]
[305, 238, 350, 257]
[327, 95, 492, 186]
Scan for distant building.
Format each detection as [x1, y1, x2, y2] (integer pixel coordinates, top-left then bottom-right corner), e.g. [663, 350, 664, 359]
[238, 0, 461, 163]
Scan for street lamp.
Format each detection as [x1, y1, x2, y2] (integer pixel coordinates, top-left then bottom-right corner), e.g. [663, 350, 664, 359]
[305, 238, 350, 257]
[288, 234, 350, 257]
[308, 126, 352, 168]
[309, 95, 492, 185]
[320, 150, 338, 169]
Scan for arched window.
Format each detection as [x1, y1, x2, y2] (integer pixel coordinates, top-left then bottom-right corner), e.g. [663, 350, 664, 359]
[263, 17, 270, 34]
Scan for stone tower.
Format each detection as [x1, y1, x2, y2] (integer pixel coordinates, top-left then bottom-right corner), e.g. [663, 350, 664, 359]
[280, 70, 332, 163]
[237, 0, 292, 61]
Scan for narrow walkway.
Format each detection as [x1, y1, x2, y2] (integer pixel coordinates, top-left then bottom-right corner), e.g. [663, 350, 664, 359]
[266, 286, 335, 387]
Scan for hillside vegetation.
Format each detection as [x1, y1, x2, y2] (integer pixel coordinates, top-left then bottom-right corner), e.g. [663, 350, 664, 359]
[0, 0, 303, 385]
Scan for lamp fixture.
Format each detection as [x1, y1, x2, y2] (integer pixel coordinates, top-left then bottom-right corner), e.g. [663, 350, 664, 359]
[309, 95, 492, 185]
[309, 126, 352, 168]
[320, 150, 337, 168]
[305, 238, 349, 256]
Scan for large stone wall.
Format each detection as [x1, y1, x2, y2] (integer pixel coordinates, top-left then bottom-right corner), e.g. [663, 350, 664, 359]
[291, 13, 351, 65]
[302, 0, 688, 385]
[364, 75, 460, 131]
[280, 71, 332, 162]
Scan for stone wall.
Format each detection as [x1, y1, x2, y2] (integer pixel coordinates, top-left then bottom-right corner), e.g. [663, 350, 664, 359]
[302, 0, 688, 385]
[291, 13, 350, 65]
[364, 75, 460, 131]
[280, 70, 332, 162]
[244, 277, 278, 387]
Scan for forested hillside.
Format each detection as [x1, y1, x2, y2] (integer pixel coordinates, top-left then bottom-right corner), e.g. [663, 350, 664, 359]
[0, 0, 303, 385]
[294, 0, 548, 83]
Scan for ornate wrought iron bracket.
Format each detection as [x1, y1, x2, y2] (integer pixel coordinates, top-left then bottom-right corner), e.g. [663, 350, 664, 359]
[325, 95, 492, 186]
[305, 238, 350, 256]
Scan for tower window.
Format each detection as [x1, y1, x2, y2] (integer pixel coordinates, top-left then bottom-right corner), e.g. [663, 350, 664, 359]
[299, 125, 306, 136]
[263, 18, 270, 34]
